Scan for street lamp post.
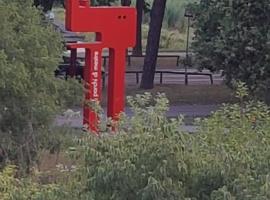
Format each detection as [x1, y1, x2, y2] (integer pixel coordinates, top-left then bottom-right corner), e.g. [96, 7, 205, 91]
[184, 9, 193, 85]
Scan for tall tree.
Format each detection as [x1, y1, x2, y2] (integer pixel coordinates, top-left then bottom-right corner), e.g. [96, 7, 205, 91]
[132, 0, 144, 56]
[121, 0, 131, 6]
[140, 0, 167, 89]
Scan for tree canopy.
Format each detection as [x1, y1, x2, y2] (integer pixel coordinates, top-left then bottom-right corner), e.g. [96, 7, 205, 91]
[192, 0, 270, 99]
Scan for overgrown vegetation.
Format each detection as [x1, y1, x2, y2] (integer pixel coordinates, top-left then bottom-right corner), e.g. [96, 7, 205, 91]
[141, 25, 187, 50]
[2, 84, 270, 199]
[0, 0, 82, 173]
[1, 0, 270, 199]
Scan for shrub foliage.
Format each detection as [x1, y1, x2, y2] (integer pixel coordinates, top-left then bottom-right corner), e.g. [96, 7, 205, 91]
[2, 92, 270, 199]
[0, 0, 82, 172]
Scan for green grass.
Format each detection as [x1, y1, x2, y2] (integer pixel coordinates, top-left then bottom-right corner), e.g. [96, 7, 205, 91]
[142, 24, 192, 50]
[53, 7, 65, 22]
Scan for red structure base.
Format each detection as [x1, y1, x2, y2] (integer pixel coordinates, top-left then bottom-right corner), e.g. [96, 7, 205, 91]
[65, 0, 136, 132]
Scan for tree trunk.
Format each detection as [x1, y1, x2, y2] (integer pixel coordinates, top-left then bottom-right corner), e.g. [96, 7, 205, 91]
[121, 0, 131, 6]
[132, 0, 144, 56]
[140, 0, 167, 89]
[0, 146, 6, 164]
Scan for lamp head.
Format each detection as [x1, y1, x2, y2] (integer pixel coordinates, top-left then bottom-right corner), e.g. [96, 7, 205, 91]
[184, 8, 193, 18]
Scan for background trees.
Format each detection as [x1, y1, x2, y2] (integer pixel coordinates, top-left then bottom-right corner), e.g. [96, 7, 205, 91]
[192, 0, 270, 100]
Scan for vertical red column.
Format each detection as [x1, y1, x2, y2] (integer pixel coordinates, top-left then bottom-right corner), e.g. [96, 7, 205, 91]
[83, 47, 102, 132]
[107, 48, 126, 120]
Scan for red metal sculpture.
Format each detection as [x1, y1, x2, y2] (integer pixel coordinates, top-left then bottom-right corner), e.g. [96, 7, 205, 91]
[65, 0, 137, 132]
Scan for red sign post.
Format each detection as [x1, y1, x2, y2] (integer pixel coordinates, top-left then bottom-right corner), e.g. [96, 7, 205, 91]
[65, 0, 137, 132]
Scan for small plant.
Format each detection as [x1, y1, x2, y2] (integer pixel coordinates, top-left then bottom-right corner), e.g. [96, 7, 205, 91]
[234, 81, 249, 103]
[0, 165, 67, 200]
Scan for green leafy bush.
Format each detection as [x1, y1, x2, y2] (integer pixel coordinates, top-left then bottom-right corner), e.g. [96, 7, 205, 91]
[192, 0, 270, 99]
[54, 92, 268, 199]
[0, 0, 82, 172]
[2, 92, 270, 199]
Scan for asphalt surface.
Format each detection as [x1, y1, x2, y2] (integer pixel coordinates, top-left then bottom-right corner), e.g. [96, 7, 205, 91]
[55, 105, 220, 132]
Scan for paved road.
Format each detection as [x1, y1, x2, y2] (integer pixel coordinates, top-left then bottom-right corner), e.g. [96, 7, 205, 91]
[55, 105, 220, 132]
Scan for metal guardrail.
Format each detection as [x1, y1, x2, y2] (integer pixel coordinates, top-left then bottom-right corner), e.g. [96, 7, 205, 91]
[125, 70, 213, 85]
